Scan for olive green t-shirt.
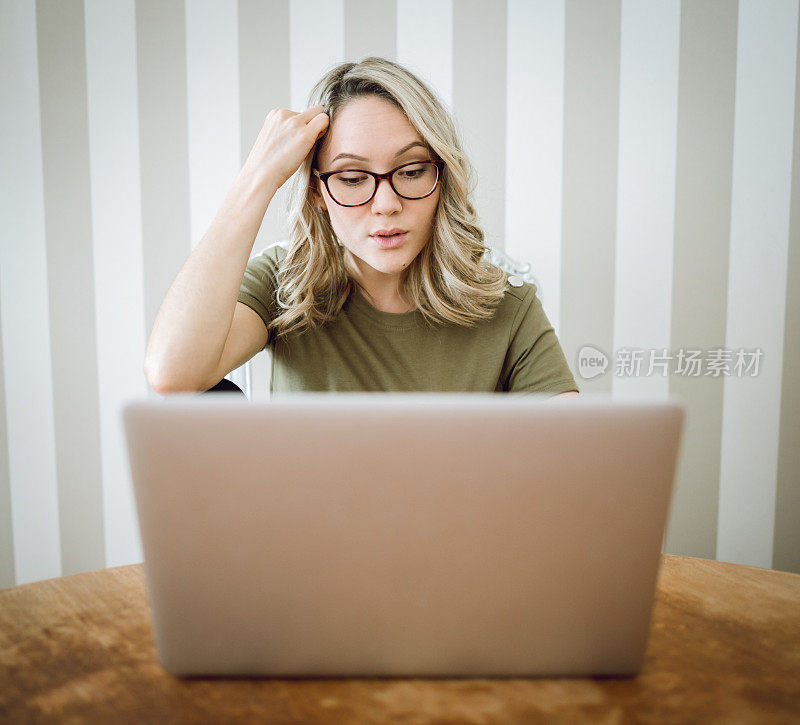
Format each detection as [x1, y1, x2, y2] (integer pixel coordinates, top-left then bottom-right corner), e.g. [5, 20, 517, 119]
[237, 243, 579, 397]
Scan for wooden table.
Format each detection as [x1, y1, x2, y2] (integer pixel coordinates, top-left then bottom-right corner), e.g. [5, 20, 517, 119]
[1, 554, 798, 723]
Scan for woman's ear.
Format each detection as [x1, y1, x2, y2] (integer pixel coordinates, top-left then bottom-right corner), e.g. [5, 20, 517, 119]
[310, 181, 327, 212]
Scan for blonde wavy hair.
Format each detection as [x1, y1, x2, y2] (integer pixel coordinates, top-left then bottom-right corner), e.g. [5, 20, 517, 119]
[270, 56, 507, 341]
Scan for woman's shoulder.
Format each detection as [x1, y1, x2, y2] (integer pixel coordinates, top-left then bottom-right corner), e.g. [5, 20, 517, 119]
[246, 241, 290, 279]
[256, 240, 290, 263]
[240, 242, 291, 301]
[497, 271, 540, 313]
[483, 247, 541, 305]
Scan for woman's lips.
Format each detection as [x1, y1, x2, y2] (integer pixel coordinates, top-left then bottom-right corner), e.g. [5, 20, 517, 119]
[370, 231, 408, 249]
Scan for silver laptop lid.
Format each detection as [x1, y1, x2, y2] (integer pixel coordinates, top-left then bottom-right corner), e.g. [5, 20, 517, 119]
[122, 392, 685, 678]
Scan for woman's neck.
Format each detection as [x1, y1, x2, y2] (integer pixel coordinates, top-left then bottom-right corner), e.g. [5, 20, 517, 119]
[345, 250, 415, 313]
[357, 285, 415, 313]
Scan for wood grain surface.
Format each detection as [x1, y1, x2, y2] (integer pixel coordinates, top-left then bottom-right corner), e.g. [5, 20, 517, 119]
[1, 554, 799, 724]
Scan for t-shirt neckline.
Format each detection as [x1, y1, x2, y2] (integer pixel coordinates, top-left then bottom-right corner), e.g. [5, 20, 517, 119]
[347, 286, 422, 329]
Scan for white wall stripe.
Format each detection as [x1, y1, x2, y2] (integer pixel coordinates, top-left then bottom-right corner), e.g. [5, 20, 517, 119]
[135, 0, 193, 564]
[240, 0, 291, 259]
[453, 0, 507, 252]
[397, 0, 453, 111]
[773, 1, 800, 574]
[38, 0, 107, 578]
[186, 1, 250, 393]
[187, 0, 241, 252]
[0, 0, 62, 584]
[136, 0, 192, 386]
[613, 0, 680, 398]
[345, 0, 396, 62]
[717, 0, 798, 568]
[560, 0, 621, 396]
[666, 0, 737, 561]
[506, 0, 566, 333]
[84, 0, 147, 569]
[238, 0, 292, 401]
[289, 0, 344, 113]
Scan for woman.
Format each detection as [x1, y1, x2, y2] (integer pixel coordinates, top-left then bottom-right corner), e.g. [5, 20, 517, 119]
[143, 57, 579, 398]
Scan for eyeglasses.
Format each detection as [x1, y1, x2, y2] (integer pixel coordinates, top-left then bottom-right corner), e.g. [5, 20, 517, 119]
[313, 159, 445, 207]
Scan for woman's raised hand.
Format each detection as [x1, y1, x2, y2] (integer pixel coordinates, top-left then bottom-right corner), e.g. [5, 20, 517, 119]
[243, 104, 329, 190]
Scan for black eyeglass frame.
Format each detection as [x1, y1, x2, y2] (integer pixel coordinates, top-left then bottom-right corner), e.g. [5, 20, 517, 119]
[312, 159, 445, 207]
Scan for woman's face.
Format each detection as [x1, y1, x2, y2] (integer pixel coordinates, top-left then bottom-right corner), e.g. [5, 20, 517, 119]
[312, 96, 441, 278]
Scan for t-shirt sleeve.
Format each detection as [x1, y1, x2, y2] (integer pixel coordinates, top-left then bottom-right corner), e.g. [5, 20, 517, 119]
[237, 243, 284, 351]
[500, 283, 580, 397]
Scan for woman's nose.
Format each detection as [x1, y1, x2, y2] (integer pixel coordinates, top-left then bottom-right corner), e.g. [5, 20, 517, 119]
[371, 177, 402, 211]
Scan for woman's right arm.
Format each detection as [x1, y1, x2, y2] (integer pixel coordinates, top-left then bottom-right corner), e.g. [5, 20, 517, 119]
[143, 104, 329, 393]
[143, 168, 279, 394]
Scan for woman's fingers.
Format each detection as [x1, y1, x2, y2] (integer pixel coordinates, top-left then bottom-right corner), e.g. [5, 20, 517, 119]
[297, 103, 327, 124]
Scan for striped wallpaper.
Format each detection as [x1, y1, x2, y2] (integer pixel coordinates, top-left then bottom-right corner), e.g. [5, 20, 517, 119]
[1, 0, 798, 588]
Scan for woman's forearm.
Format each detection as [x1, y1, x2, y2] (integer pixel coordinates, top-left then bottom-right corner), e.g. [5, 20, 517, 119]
[143, 166, 280, 393]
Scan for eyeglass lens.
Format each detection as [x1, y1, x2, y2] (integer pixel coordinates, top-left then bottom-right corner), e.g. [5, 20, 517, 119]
[327, 163, 438, 205]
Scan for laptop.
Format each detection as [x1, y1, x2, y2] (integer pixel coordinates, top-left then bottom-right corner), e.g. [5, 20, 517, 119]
[121, 392, 685, 678]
